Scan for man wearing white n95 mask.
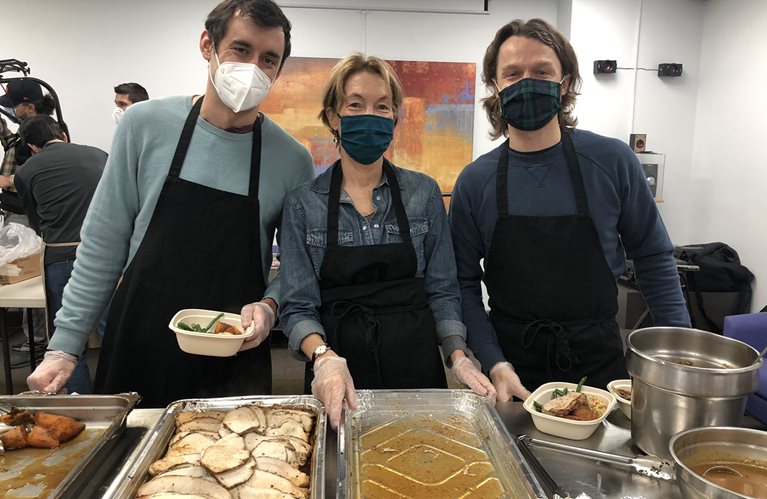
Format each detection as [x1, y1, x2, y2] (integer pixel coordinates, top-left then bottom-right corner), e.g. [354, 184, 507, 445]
[112, 82, 149, 124]
[27, 0, 314, 406]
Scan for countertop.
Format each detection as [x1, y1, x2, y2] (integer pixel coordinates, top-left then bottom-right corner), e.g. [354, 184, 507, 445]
[105, 402, 766, 499]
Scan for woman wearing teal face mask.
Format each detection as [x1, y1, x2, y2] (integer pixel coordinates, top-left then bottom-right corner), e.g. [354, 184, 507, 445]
[279, 54, 496, 428]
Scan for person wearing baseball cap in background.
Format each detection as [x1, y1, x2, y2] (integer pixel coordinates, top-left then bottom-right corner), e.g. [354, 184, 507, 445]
[0, 79, 56, 211]
[0, 78, 56, 369]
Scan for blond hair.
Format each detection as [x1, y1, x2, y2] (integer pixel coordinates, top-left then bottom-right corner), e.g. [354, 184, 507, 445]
[318, 54, 404, 141]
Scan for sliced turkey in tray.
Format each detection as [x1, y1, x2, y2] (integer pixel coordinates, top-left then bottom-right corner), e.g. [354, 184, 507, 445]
[110, 396, 326, 499]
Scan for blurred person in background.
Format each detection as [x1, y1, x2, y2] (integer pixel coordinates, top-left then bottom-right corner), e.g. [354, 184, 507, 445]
[0, 79, 57, 368]
[112, 82, 149, 124]
[16, 115, 107, 393]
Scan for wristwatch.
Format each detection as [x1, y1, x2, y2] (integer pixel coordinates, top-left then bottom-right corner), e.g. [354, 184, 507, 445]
[311, 344, 331, 363]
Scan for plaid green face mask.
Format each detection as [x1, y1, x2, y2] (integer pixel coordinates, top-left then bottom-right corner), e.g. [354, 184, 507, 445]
[499, 77, 563, 131]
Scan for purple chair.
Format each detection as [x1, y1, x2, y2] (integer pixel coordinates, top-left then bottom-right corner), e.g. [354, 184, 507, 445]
[723, 312, 767, 424]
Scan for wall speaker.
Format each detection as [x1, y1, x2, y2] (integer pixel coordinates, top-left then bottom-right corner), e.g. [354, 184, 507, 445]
[629, 133, 647, 153]
[658, 63, 683, 77]
[593, 60, 617, 74]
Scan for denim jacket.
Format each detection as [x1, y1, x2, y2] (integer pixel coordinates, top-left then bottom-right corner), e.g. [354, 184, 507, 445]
[279, 161, 466, 362]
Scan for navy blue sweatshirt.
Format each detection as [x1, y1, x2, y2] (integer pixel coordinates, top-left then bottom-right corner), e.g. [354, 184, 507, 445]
[449, 128, 691, 372]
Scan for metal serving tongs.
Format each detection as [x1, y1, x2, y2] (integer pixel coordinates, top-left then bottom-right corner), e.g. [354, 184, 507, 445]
[518, 435, 676, 481]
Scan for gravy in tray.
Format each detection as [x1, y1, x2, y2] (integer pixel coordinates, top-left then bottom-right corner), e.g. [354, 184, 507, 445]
[690, 462, 767, 498]
[0, 428, 102, 498]
[356, 415, 506, 498]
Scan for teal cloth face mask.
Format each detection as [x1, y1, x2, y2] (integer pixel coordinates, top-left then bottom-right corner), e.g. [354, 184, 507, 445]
[339, 114, 394, 165]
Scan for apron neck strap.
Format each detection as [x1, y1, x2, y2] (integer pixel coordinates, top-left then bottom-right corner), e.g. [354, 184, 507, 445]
[168, 96, 262, 198]
[560, 128, 589, 214]
[326, 159, 412, 249]
[383, 160, 411, 245]
[496, 128, 590, 216]
[169, 97, 203, 179]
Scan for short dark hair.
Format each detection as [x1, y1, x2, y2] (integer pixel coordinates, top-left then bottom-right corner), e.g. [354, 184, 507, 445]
[205, 0, 292, 70]
[114, 82, 149, 103]
[19, 115, 65, 148]
[482, 18, 582, 139]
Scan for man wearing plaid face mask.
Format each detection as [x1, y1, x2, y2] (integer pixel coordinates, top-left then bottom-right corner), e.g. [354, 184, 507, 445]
[449, 18, 690, 401]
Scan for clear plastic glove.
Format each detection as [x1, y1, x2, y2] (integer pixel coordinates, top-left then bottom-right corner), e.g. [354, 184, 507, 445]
[26, 351, 77, 394]
[452, 357, 498, 405]
[239, 301, 275, 351]
[311, 355, 357, 429]
[489, 361, 532, 402]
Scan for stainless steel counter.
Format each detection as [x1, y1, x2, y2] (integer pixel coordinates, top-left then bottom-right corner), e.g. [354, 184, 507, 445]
[496, 402, 677, 498]
[104, 402, 766, 499]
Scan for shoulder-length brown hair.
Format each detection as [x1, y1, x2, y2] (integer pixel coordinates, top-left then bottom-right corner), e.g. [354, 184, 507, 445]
[481, 18, 582, 140]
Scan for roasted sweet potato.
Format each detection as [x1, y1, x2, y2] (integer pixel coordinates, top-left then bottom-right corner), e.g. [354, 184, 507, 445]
[213, 321, 242, 335]
[34, 412, 85, 442]
[27, 425, 59, 448]
[0, 408, 35, 426]
[1, 426, 29, 450]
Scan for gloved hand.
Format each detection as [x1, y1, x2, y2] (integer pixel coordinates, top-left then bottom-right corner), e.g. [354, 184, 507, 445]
[26, 351, 77, 394]
[311, 355, 357, 429]
[489, 361, 532, 402]
[239, 301, 276, 351]
[451, 357, 498, 405]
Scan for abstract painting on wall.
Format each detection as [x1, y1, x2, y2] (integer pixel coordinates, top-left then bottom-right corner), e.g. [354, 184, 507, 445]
[260, 57, 476, 194]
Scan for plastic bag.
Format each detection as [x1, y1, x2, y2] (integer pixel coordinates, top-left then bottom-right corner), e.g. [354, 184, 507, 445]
[0, 222, 43, 268]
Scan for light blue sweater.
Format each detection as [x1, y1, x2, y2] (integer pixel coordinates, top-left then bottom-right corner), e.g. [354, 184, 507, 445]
[48, 96, 314, 355]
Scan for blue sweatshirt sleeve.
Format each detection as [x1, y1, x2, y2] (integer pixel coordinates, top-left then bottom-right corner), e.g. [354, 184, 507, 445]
[618, 153, 691, 327]
[449, 169, 507, 373]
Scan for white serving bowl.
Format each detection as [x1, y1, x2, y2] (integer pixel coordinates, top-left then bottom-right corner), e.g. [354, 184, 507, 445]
[168, 309, 254, 357]
[523, 382, 617, 440]
[607, 379, 632, 420]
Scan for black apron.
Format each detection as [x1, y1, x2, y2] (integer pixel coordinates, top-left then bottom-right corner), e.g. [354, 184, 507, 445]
[484, 130, 627, 391]
[95, 97, 271, 407]
[306, 161, 446, 390]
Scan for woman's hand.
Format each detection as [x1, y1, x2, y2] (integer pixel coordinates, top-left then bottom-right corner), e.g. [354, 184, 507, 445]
[489, 362, 532, 401]
[311, 354, 357, 429]
[239, 300, 276, 351]
[451, 356, 497, 405]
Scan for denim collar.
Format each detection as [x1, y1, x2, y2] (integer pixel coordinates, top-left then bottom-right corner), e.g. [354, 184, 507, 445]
[310, 159, 406, 199]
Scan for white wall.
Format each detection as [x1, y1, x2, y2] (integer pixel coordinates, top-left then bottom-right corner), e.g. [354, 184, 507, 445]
[569, 0, 704, 246]
[2, 0, 557, 154]
[691, 0, 767, 310]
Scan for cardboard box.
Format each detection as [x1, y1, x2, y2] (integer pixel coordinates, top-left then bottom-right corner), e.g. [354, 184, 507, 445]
[0, 252, 42, 285]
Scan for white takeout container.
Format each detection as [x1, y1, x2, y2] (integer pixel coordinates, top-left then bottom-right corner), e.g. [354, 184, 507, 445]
[607, 379, 632, 420]
[523, 381, 617, 440]
[168, 308, 254, 357]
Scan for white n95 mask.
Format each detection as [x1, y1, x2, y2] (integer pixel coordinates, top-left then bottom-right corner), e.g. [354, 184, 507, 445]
[113, 107, 125, 124]
[210, 49, 272, 113]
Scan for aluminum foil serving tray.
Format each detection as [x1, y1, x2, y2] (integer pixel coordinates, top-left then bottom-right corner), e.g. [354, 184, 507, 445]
[106, 395, 327, 499]
[0, 392, 140, 498]
[338, 390, 546, 498]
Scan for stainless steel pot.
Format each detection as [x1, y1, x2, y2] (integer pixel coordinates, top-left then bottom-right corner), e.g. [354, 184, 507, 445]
[625, 327, 762, 459]
[670, 426, 767, 499]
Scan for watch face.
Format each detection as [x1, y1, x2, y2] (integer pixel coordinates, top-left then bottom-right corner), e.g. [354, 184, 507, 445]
[313, 345, 328, 361]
